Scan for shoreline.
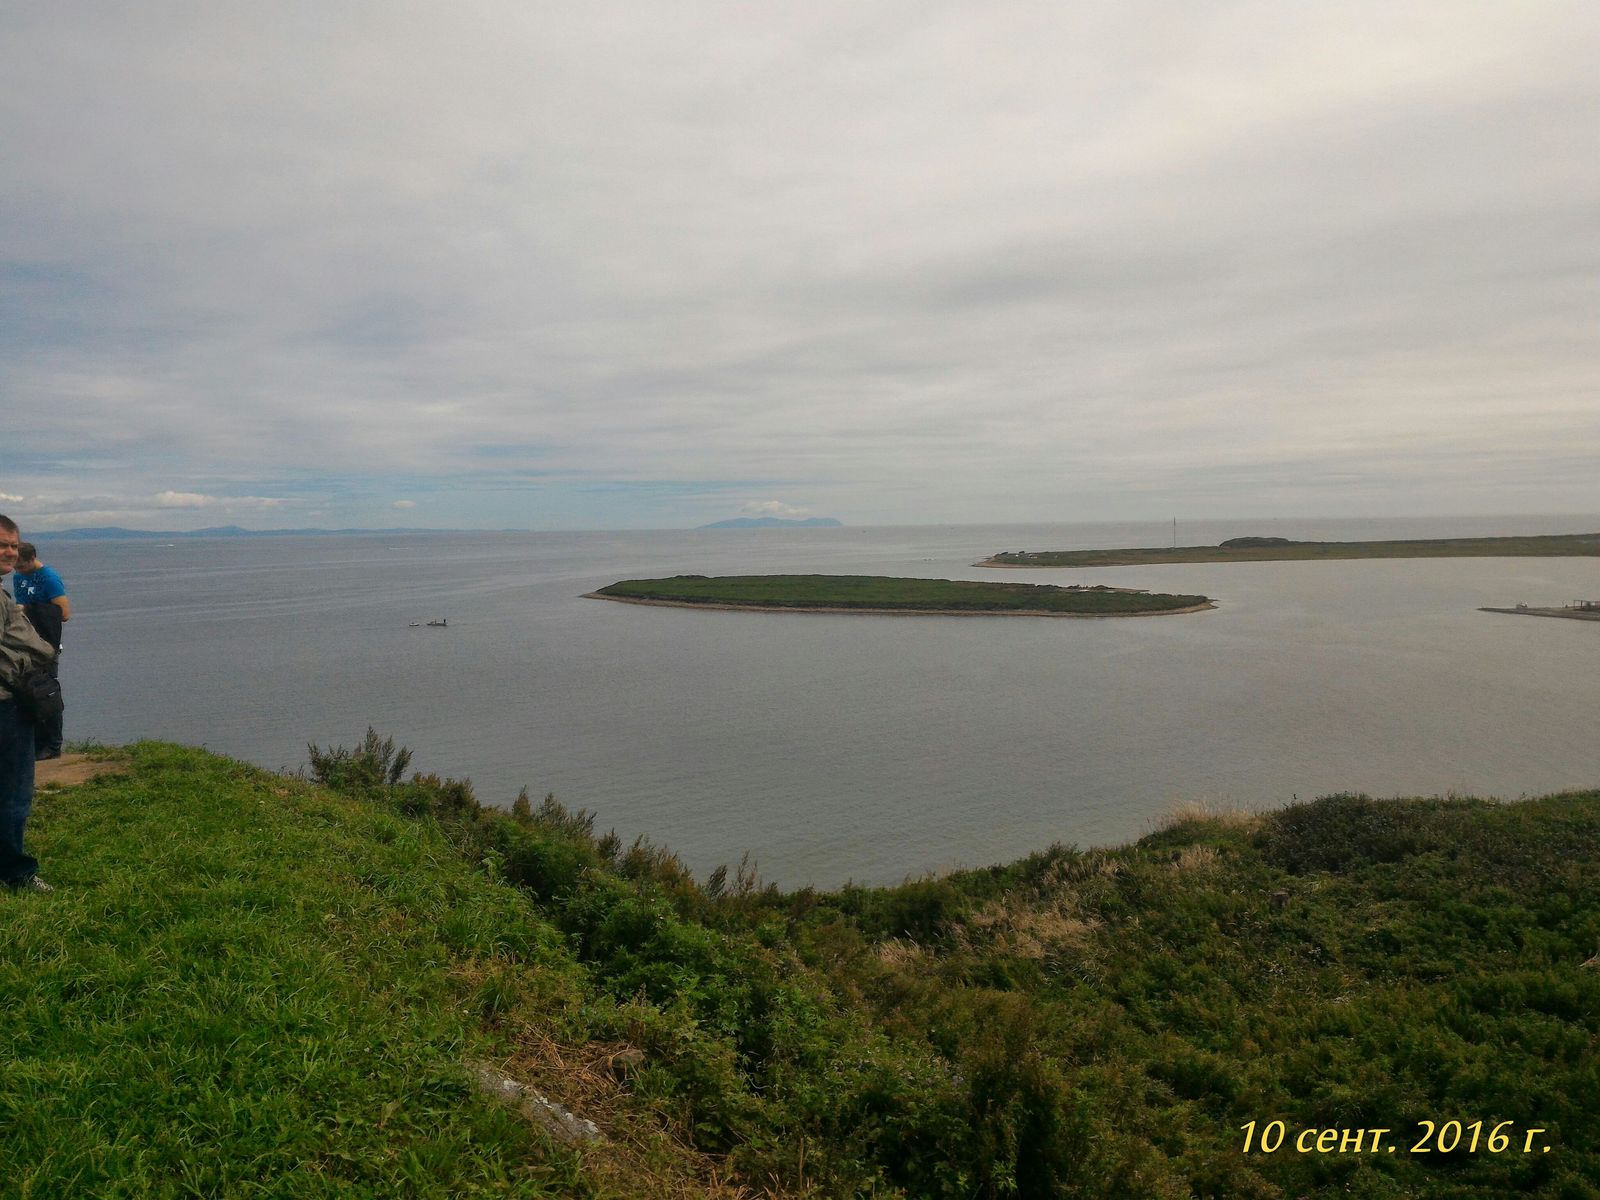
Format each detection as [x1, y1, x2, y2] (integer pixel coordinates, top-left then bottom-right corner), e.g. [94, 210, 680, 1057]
[1480, 606, 1600, 623]
[975, 532, 1600, 570]
[582, 592, 1217, 618]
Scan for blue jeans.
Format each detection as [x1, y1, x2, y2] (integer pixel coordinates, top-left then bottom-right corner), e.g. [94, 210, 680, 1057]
[0, 699, 38, 888]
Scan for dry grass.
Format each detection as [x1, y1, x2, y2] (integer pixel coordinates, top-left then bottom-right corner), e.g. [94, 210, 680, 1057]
[875, 937, 926, 967]
[1040, 849, 1124, 892]
[1156, 799, 1261, 834]
[451, 964, 798, 1200]
[959, 897, 1102, 960]
[1169, 844, 1220, 873]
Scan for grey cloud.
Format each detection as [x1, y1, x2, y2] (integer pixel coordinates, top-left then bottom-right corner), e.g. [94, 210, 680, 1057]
[1, 2, 1596, 527]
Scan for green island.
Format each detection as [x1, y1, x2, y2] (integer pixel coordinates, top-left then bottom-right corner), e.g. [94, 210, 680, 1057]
[982, 530, 1600, 568]
[587, 573, 1213, 616]
[8, 738, 1600, 1197]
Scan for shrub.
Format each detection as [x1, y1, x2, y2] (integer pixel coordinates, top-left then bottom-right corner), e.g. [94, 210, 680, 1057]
[306, 727, 412, 792]
[1259, 793, 1433, 874]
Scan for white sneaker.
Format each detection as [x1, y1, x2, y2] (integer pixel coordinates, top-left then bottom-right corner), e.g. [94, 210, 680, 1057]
[24, 876, 54, 893]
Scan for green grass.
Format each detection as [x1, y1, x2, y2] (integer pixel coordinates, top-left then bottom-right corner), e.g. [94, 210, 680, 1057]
[592, 574, 1211, 614]
[10, 742, 1600, 1197]
[2, 745, 600, 1198]
[986, 531, 1600, 567]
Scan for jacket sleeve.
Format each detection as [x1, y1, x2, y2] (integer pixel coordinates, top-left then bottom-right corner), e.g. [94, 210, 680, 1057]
[0, 593, 55, 699]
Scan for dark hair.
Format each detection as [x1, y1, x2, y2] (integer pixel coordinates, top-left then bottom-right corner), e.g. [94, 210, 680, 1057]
[17, 542, 36, 562]
[0, 514, 16, 536]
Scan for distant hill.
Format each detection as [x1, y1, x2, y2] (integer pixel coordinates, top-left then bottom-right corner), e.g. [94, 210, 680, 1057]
[43, 526, 470, 540]
[697, 517, 844, 529]
[39, 520, 847, 539]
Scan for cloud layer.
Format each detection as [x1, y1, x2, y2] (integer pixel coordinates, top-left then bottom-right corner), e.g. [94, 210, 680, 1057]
[3, 3, 1596, 529]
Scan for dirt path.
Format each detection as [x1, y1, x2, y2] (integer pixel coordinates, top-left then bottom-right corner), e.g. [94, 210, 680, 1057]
[36, 753, 126, 789]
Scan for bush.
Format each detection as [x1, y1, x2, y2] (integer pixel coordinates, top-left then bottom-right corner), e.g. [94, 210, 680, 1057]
[306, 727, 412, 792]
[1258, 793, 1433, 874]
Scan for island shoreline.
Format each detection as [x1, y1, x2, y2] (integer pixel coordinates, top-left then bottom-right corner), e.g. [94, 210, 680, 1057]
[583, 593, 1217, 618]
[1480, 606, 1600, 623]
[975, 531, 1600, 570]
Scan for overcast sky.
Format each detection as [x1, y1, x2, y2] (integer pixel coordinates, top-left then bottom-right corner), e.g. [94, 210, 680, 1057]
[2, 3, 1596, 531]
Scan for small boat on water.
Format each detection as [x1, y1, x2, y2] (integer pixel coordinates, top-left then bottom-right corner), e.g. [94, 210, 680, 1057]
[426, 618, 448, 627]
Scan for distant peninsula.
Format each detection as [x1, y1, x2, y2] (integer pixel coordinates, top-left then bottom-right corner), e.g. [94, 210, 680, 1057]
[587, 574, 1212, 616]
[697, 517, 844, 529]
[981, 531, 1600, 568]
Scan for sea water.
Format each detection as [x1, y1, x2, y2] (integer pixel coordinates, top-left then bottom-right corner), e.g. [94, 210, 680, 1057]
[39, 515, 1600, 887]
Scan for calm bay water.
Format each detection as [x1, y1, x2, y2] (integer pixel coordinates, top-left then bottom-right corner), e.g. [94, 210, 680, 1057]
[37, 515, 1600, 887]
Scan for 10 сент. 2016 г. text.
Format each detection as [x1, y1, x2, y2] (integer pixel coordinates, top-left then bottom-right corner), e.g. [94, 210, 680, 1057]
[1240, 1119, 1551, 1155]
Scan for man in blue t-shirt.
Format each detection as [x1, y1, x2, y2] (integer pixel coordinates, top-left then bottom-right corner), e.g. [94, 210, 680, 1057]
[11, 543, 69, 760]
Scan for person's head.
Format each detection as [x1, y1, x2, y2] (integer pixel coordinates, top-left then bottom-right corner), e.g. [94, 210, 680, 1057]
[0, 516, 18, 575]
[15, 542, 38, 572]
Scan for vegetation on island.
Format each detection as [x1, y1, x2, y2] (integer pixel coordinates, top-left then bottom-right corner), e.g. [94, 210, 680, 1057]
[591, 574, 1211, 615]
[8, 738, 1600, 1196]
[984, 530, 1600, 568]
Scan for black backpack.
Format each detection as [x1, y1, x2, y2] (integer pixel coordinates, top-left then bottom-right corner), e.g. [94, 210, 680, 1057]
[14, 666, 63, 724]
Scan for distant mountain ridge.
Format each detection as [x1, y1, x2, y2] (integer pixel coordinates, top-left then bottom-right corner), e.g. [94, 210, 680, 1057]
[42, 526, 473, 540]
[37, 521, 846, 539]
[698, 517, 844, 529]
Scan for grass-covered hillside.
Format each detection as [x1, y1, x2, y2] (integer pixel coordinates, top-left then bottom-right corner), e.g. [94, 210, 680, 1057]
[591, 574, 1211, 615]
[6, 741, 1599, 1198]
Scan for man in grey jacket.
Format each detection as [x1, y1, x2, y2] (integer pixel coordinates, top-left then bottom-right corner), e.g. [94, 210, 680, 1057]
[0, 514, 58, 892]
